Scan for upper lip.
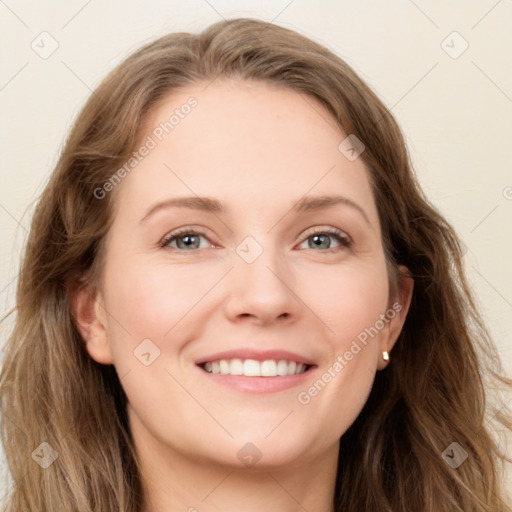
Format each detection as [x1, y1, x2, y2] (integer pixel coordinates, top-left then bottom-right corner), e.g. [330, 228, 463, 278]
[195, 349, 316, 366]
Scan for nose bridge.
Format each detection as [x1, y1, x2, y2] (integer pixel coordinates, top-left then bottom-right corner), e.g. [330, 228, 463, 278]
[235, 233, 288, 291]
[224, 233, 297, 322]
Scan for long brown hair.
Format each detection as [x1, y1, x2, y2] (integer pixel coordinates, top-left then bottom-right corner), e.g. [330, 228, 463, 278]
[1, 18, 510, 511]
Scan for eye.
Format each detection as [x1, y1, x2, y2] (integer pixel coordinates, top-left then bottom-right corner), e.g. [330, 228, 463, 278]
[297, 228, 352, 252]
[159, 227, 352, 253]
[160, 229, 212, 251]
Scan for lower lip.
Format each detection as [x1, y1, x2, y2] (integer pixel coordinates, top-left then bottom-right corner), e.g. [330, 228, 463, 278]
[196, 365, 316, 393]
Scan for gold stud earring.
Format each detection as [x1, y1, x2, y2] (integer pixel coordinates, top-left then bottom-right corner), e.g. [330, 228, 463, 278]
[382, 350, 390, 361]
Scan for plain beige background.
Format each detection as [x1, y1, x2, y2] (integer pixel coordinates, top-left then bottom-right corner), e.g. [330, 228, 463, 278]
[1, 0, 511, 499]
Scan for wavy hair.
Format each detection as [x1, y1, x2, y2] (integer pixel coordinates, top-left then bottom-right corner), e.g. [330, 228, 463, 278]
[1, 17, 510, 511]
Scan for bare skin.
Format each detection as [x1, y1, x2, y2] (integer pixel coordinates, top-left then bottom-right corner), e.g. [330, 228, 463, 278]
[74, 78, 413, 511]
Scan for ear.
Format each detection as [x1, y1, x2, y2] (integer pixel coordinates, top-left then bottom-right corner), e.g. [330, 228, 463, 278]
[69, 280, 114, 365]
[377, 265, 414, 370]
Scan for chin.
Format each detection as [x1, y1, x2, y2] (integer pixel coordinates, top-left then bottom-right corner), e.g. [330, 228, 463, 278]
[204, 430, 322, 470]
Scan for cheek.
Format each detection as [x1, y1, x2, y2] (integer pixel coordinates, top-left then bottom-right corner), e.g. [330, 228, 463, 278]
[295, 258, 388, 423]
[306, 256, 390, 347]
[102, 255, 219, 341]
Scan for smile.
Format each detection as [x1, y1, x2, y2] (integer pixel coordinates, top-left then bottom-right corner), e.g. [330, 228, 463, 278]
[199, 358, 311, 377]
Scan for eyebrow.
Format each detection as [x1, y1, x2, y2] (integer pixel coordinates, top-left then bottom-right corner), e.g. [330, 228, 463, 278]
[140, 194, 370, 225]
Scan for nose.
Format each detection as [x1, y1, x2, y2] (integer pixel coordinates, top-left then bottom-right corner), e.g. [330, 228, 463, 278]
[223, 239, 299, 326]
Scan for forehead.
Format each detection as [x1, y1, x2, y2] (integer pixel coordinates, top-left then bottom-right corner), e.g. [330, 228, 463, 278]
[112, 78, 378, 226]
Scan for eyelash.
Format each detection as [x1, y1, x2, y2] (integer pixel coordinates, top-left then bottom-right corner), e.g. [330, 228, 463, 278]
[159, 227, 352, 253]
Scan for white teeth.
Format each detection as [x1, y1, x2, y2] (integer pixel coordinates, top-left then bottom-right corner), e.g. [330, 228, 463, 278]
[260, 360, 277, 377]
[219, 359, 230, 375]
[243, 359, 260, 376]
[201, 358, 309, 376]
[230, 358, 243, 375]
[276, 360, 288, 375]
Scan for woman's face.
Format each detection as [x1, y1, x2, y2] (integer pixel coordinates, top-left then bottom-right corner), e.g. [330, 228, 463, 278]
[84, 79, 411, 470]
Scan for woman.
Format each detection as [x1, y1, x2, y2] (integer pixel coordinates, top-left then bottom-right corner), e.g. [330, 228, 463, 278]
[1, 17, 510, 512]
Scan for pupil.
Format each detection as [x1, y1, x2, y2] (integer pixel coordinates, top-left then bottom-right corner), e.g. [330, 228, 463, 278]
[179, 235, 198, 249]
[312, 234, 329, 249]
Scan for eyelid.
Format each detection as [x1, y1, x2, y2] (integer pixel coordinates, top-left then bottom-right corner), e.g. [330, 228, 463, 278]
[300, 225, 352, 244]
[159, 226, 213, 249]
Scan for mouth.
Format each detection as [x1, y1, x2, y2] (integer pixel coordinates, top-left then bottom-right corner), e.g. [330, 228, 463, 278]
[194, 350, 317, 393]
[198, 358, 313, 377]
